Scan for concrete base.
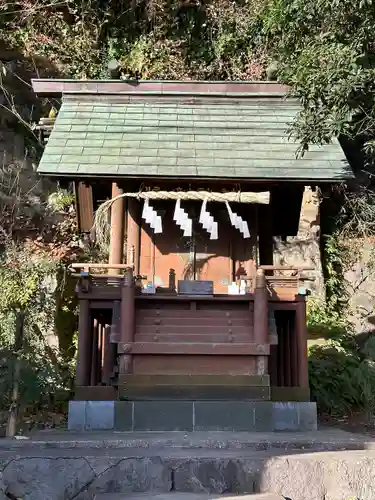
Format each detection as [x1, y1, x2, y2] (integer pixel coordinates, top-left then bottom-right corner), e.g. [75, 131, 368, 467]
[68, 400, 317, 432]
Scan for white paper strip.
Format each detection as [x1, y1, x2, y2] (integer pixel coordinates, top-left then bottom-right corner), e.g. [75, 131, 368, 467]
[226, 201, 250, 239]
[210, 221, 218, 240]
[142, 198, 149, 220]
[174, 198, 192, 235]
[242, 220, 250, 239]
[234, 214, 242, 231]
[179, 210, 189, 232]
[154, 215, 163, 234]
[226, 201, 235, 225]
[199, 199, 207, 225]
[202, 214, 214, 233]
[183, 218, 192, 237]
[173, 199, 181, 223]
[143, 199, 153, 225]
[142, 199, 163, 234]
[199, 198, 217, 237]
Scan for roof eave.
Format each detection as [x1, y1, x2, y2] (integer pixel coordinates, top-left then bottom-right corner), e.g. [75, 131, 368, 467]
[36, 170, 353, 183]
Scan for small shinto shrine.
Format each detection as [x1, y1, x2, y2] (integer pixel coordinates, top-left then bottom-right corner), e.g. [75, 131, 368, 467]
[33, 79, 353, 431]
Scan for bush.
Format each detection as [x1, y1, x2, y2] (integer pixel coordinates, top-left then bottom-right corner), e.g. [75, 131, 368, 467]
[307, 295, 375, 419]
[309, 343, 375, 417]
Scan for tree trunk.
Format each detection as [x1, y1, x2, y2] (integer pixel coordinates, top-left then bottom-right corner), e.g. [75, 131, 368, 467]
[6, 310, 24, 437]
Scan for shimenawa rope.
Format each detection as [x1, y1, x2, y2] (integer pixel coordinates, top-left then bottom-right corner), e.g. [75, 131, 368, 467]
[93, 190, 270, 249]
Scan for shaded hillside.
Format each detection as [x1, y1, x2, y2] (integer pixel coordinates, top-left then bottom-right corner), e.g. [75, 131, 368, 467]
[0, 0, 270, 81]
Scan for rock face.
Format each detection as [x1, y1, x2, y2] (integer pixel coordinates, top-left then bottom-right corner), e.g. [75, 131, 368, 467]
[0, 472, 8, 500]
[273, 186, 375, 336]
[258, 451, 375, 500]
[3, 457, 95, 500]
[1, 448, 375, 500]
[345, 239, 375, 334]
[274, 186, 324, 298]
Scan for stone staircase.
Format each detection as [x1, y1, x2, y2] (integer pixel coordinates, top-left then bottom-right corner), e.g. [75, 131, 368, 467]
[94, 494, 285, 500]
[1, 430, 373, 500]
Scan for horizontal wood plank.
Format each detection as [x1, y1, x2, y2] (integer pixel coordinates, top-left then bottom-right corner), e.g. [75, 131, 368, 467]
[135, 294, 254, 302]
[133, 355, 257, 375]
[119, 374, 270, 386]
[136, 316, 252, 326]
[135, 325, 252, 335]
[75, 386, 116, 400]
[135, 333, 252, 343]
[271, 386, 310, 402]
[126, 342, 269, 355]
[136, 309, 251, 319]
[118, 385, 270, 401]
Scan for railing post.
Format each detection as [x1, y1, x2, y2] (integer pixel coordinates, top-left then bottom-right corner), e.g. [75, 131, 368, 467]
[119, 268, 135, 374]
[76, 298, 92, 386]
[254, 268, 268, 375]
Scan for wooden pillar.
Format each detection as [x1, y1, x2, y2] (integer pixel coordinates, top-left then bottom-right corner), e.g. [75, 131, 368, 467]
[254, 269, 268, 342]
[254, 268, 268, 375]
[109, 182, 125, 274]
[102, 325, 116, 385]
[291, 311, 299, 386]
[119, 268, 135, 374]
[277, 320, 285, 386]
[296, 299, 309, 389]
[284, 316, 292, 387]
[75, 181, 94, 233]
[76, 299, 92, 386]
[127, 198, 141, 275]
[90, 319, 99, 386]
[258, 204, 274, 268]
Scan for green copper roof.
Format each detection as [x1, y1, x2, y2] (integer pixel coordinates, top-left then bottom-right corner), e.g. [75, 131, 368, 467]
[38, 97, 352, 180]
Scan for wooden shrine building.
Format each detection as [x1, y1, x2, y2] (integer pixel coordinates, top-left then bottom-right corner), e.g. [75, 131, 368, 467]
[33, 79, 353, 432]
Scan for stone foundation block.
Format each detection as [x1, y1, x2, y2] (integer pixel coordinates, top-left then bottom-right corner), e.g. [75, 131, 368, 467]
[68, 401, 115, 431]
[68, 400, 317, 432]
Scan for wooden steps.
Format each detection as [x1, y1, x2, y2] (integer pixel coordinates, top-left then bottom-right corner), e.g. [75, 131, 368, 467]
[118, 374, 270, 401]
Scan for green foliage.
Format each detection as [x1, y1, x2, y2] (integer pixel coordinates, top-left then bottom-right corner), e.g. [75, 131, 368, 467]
[306, 216, 375, 418]
[262, 0, 375, 156]
[323, 232, 353, 311]
[0, 246, 74, 427]
[0, 246, 59, 313]
[309, 337, 375, 417]
[307, 234, 375, 419]
[1, 0, 269, 80]
[307, 297, 351, 341]
[48, 189, 74, 212]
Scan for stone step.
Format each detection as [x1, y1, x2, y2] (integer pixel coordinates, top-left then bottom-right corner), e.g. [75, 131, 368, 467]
[4, 429, 371, 453]
[94, 494, 285, 500]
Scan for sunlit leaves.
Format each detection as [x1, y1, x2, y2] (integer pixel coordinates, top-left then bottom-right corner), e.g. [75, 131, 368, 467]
[263, 0, 375, 152]
[0, 247, 59, 313]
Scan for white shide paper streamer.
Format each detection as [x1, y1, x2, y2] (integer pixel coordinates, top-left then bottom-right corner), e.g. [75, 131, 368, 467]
[225, 201, 250, 239]
[142, 199, 163, 234]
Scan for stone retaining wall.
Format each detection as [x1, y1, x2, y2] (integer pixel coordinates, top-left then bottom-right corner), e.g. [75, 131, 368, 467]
[0, 448, 375, 500]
